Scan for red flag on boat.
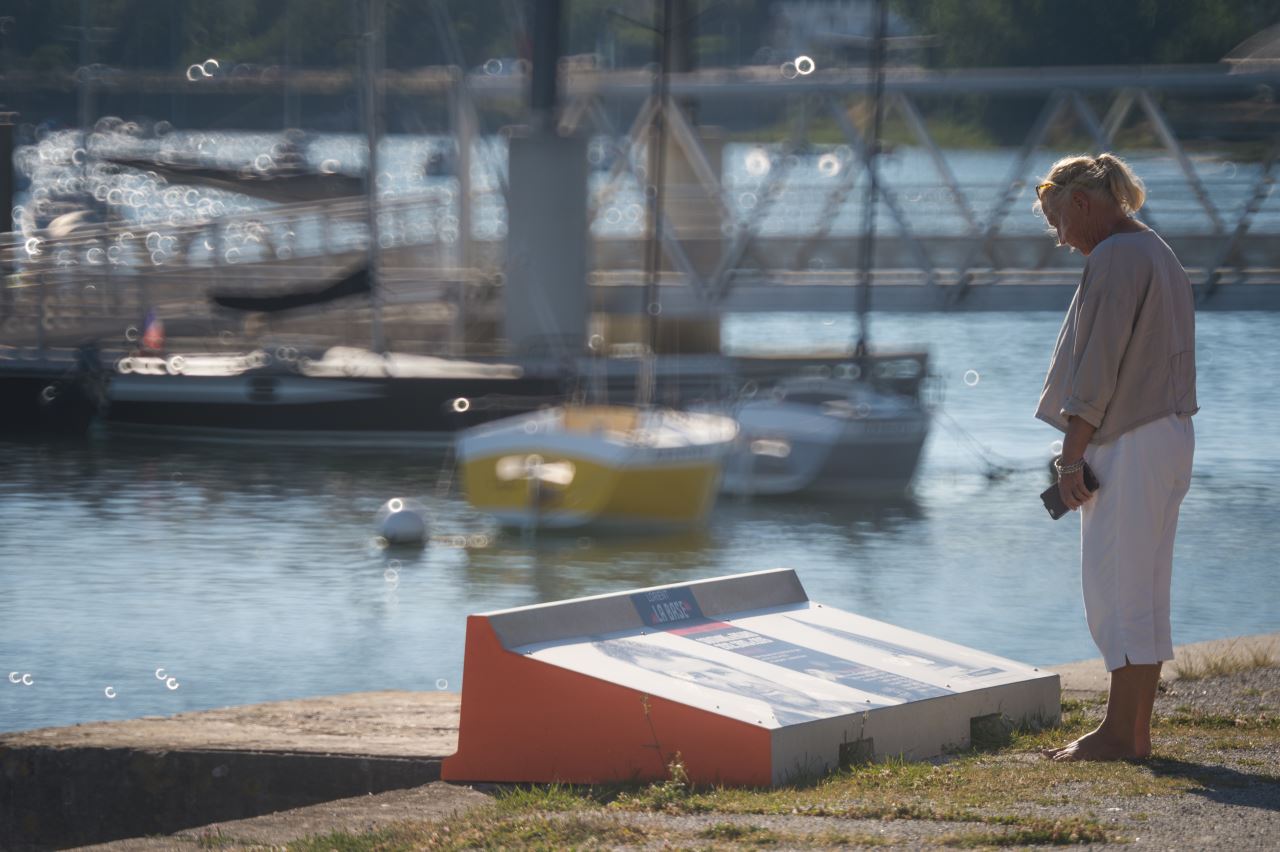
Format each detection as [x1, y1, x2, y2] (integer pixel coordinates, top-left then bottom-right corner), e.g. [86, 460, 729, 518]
[140, 309, 165, 352]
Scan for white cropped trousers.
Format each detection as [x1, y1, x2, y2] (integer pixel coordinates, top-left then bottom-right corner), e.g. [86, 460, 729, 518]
[1080, 414, 1195, 672]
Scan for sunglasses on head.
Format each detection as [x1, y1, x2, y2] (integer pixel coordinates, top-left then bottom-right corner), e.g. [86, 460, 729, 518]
[1035, 181, 1060, 201]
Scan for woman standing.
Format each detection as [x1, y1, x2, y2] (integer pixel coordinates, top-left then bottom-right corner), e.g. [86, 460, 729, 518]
[1034, 153, 1198, 761]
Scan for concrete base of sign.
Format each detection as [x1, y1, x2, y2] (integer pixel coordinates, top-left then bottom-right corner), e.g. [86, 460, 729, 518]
[443, 569, 1060, 787]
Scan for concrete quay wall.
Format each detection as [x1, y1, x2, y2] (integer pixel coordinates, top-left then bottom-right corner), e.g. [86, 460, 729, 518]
[0, 690, 458, 850]
[0, 747, 440, 850]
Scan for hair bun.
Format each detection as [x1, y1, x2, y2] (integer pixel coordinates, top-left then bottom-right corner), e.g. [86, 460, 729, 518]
[1038, 152, 1145, 215]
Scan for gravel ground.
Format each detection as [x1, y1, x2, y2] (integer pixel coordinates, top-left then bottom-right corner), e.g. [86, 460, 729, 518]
[1042, 665, 1280, 850]
[80, 666, 1280, 850]
[1156, 665, 1279, 718]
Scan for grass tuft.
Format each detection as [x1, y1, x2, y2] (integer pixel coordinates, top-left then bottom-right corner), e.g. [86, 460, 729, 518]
[492, 782, 603, 814]
[809, 829, 893, 846]
[937, 817, 1113, 847]
[291, 813, 649, 852]
[612, 750, 707, 812]
[468, 813, 648, 849]
[289, 823, 421, 852]
[696, 821, 782, 844]
[1169, 643, 1277, 681]
[1059, 695, 1106, 713]
[193, 828, 236, 849]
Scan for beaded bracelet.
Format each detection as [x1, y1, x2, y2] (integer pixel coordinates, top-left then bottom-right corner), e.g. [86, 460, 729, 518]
[1054, 456, 1086, 476]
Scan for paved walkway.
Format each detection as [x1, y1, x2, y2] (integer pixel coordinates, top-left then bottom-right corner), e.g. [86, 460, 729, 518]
[4, 632, 1275, 850]
[1, 690, 459, 757]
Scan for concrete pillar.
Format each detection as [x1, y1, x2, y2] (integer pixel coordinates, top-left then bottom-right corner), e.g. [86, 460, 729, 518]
[503, 130, 588, 356]
[448, 72, 474, 270]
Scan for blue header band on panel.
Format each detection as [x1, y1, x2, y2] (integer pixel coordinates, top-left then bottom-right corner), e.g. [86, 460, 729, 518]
[631, 586, 705, 627]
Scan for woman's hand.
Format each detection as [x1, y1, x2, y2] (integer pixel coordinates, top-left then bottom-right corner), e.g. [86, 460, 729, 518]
[1058, 416, 1099, 511]
[1058, 464, 1094, 510]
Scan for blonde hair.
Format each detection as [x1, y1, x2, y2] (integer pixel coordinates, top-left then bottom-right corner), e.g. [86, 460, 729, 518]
[1039, 153, 1146, 215]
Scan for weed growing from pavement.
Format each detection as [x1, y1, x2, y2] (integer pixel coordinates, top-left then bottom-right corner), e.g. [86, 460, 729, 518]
[619, 750, 695, 811]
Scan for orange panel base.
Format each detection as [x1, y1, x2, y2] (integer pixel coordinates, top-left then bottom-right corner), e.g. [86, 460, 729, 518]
[441, 616, 772, 786]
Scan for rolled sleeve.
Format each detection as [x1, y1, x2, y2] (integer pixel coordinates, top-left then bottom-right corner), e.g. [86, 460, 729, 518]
[1061, 248, 1139, 430]
[1061, 393, 1107, 429]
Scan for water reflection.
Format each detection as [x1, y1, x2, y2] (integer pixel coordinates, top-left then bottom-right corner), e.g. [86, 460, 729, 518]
[4, 310, 1279, 733]
[0, 432, 451, 510]
[462, 530, 716, 604]
[714, 493, 924, 536]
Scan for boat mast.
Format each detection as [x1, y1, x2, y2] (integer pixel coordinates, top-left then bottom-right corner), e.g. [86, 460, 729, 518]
[854, 0, 888, 359]
[639, 0, 674, 407]
[364, 0, 386, 354]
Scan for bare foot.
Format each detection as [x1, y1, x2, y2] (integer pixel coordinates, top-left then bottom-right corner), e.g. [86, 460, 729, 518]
[1050, 729, 1140, 762]
[1041, 726, 1101, 757]
[1041, 735, 1083, 758]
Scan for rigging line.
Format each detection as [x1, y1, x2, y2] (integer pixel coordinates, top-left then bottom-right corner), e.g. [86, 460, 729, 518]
[434, 438, 458, 497]
[427, 0, 509, 198]
[433, 406, 462, 497]
[934, 409, 1047, 480]
[638, 0, 675, 409]
[854, 0, 889, 357]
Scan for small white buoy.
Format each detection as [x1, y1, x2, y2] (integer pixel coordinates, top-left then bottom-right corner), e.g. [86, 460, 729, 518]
[375, 498, 429, 546]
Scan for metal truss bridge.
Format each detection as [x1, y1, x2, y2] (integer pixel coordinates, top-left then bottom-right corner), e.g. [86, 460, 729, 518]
[3, 61, 1279, 351]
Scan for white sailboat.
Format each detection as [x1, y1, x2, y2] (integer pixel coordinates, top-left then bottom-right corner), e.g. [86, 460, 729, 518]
[716, 373, 929, 499]
[712, 0, 932, 500]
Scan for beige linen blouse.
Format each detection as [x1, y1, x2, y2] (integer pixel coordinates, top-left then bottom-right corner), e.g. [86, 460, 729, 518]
[1036, 229, 1198, 445]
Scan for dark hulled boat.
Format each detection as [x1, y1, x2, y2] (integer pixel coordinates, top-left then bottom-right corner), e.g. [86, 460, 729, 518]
[0, 348, 104, 435]
[103, 347, 565, 445]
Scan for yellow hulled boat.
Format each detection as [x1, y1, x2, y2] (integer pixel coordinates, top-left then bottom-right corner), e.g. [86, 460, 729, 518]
[457, 405, 738, 530]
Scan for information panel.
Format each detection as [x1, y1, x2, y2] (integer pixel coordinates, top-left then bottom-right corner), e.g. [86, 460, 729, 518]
[444, 569, 1059, 786]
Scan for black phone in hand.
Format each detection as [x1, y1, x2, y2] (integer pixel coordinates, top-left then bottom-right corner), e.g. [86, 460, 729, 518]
[1040, 461, 1100, 520]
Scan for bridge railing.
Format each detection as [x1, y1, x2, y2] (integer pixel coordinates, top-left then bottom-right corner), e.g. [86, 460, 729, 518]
[3, 63, 1279, 326]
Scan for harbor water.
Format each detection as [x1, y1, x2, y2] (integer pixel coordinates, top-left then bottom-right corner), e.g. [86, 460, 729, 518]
[2, 310, 1278, 733]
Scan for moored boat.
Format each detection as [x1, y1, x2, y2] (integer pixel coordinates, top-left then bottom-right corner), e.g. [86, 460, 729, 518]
[717, 374, 930, 499]
[457, 404, 737, 530]
[104, 346, 562, 445]
[0, 346, 104, 435]
[713, 0, 932, 500]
